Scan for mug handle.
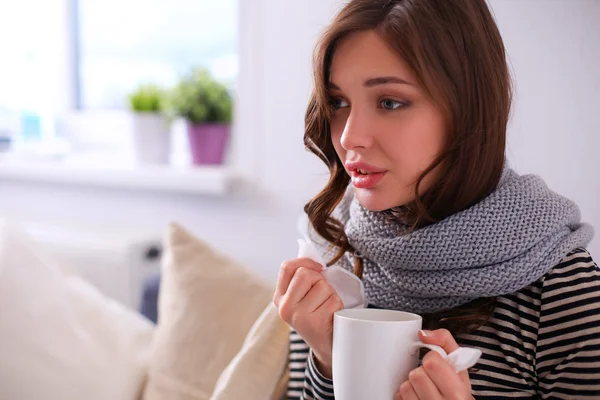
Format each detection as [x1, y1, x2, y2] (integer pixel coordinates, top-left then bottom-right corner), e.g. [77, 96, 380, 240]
[409, 342, 482, 373]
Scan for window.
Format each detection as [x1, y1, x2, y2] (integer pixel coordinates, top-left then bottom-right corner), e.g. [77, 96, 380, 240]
[0, 0, 238, 135]
[0, 0, 72, 139]
[77, 0, 239, 109]
[0, 0, 239, 179]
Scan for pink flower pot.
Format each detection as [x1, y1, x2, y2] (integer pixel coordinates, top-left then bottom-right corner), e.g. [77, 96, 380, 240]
[186, 123, 229, 165]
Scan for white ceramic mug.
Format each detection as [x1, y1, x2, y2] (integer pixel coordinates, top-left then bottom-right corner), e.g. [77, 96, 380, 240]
[332, 308, 449, 400]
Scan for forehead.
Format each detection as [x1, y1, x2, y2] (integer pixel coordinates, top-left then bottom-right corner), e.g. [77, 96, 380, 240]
[329, 30, 415, 86]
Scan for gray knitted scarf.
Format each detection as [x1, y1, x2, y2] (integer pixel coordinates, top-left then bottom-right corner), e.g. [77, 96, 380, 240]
[316, 168, 594, 314]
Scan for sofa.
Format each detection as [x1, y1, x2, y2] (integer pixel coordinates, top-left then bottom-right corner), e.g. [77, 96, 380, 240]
[140, 272, 161, 324]
[0, 219, 290, 400]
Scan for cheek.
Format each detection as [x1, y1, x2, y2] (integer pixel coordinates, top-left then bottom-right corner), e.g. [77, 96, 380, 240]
[377, 115, 445, 204]
[385, 114, 445, 170]
[399, 132, 442, 167]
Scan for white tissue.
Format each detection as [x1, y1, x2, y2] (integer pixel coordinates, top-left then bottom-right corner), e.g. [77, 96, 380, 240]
[412, 343, 482, 373]
[297, 239, 367, 309]
[297, 239, 327, 267]
[446, 347, 483, 373]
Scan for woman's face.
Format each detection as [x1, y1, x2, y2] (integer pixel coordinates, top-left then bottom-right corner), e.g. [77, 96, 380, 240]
[328, 30, 447, 211]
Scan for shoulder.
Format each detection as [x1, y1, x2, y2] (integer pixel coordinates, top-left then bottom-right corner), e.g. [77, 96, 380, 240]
[540, 248, 599, 298]
[494, 248, 598, 311]
[490, 247, 600, 341]
[550, 247, 596, 273]
[534, 249, 600, 389]
[536, 247, 600, 345]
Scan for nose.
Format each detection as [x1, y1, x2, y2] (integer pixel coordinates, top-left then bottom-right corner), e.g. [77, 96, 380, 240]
[339, 109, 374, 151]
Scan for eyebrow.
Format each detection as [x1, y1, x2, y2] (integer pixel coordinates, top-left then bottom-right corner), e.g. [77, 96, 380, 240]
[328, 76, 414, 90]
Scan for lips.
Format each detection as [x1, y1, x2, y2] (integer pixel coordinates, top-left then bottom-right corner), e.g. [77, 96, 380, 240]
[345, 161, 387, 189]
[345, 161, 386, 174]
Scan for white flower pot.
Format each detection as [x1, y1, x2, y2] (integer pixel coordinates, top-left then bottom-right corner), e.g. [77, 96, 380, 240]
[131, 113, 171, 165]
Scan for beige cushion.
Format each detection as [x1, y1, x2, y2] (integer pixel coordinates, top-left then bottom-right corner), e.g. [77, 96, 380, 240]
[143, 223, 274, 400]
[211, 303, 290, 400]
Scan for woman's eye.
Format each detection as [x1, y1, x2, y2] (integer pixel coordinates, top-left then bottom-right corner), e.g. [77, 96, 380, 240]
[331, 98, 349, 109]
[380, 99, 403, 110]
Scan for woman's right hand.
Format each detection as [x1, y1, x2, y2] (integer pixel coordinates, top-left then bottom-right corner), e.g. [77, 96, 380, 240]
[273, 257, 344, 378]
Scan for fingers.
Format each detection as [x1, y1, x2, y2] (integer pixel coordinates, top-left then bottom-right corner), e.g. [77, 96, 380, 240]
[396, 380, 420, 400]
[421, 351, 468, 397]
[291, 282, 343, 332]
[313, 289, 344, 315]
[278, 267, 329, 324]
[419, 329, 460, 354]
[408, 366, 443, 400]
[418, 329, 471, 397]
[298, 279, 336, 311]
[274, 258, 323, 306]
[285, 267, 326, 305]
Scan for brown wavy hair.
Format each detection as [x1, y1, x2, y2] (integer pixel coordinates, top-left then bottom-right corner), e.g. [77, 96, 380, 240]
[304, 0, 512, 334]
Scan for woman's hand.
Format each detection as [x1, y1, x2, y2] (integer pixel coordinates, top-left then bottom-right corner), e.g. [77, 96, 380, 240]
[273, 258, 344, 378]
[395, 329, 474, 400]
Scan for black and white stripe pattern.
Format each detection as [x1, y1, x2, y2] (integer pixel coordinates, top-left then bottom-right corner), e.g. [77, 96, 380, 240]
[287, 248, 600, 399]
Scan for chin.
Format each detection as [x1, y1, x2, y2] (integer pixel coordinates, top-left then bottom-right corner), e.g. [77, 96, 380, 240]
[353, 188, 407, 212]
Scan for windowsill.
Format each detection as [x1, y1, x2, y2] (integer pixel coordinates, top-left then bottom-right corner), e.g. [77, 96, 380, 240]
[0, 155, 233, 195]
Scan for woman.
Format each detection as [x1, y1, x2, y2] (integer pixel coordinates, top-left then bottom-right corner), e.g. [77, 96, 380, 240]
[273, 0, 599, 399]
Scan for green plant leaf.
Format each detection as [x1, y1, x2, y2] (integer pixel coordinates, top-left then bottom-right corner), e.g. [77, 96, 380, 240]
[128, 83, 167, 113]
[169, 67, 234, 124]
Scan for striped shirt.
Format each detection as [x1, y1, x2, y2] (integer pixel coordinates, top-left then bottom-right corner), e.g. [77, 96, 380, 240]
[288, 248, 600, 399]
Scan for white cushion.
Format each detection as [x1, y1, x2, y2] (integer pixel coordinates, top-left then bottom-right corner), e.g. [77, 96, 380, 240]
[0, 220, 154, 400]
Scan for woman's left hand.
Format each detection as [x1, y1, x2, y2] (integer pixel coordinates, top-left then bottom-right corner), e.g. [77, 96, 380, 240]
[394, 329, 474, 400]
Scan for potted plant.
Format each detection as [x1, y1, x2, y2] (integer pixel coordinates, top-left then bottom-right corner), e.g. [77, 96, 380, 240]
[170, 68, 233, 165]
[128, 83, 171, 165]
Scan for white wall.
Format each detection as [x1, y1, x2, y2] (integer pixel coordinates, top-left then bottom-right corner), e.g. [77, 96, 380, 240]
[0, 0, 598, 283]
[491, 0, 600, 256]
